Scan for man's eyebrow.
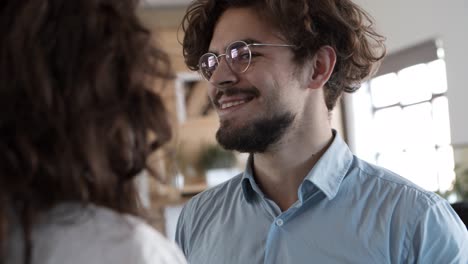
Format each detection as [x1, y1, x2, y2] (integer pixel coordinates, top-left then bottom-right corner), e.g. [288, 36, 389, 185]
[242, 38, 262, 44]
[207, 38, 264, 54]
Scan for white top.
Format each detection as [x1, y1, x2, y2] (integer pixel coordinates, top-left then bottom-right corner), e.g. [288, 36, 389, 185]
[7, 203, 187, 264]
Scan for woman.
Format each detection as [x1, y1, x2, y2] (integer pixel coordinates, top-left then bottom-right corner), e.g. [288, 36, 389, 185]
[0, 0, 186, 263]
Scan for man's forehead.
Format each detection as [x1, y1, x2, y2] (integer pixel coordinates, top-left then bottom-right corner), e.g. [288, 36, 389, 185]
[208, 7, 274, 52]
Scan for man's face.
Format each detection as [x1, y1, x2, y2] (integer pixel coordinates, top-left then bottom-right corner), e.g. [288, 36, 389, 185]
[206, 7, 309, 153]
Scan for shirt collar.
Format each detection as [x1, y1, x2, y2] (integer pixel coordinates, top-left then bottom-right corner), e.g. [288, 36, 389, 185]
[303, 130, 354, 200]
[241, 155, 263, 203]
[241, 130, 354, 202]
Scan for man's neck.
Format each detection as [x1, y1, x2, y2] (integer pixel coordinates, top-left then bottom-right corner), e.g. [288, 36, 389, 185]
[252, 128, 334, 211]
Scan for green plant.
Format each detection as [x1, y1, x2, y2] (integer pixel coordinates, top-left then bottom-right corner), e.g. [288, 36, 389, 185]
[196, 144, 236, 171]
[453, 165, 468, 200]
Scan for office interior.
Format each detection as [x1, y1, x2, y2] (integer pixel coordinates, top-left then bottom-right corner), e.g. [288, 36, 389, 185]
[134, 0, 468, 239]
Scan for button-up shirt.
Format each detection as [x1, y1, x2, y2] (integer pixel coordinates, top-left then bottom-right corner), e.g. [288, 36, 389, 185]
[175, 132, 468, 264]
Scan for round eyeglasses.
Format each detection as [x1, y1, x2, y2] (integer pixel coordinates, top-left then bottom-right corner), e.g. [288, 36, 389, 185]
[198, 40, 295, 82]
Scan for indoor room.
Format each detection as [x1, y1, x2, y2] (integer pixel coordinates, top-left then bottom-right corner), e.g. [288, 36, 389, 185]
[136, 0, 468, 240]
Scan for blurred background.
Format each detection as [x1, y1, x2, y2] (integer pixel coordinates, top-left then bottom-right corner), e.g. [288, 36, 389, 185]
[134, 0, 468, 239]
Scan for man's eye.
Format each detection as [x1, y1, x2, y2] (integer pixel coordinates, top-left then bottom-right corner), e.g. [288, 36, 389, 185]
[250, 53, 260, 58]
[240, 53, 251, 60]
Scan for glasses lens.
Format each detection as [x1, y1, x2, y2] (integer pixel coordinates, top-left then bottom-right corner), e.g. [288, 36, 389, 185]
[227, 41, 251, 73]
[199, 53, 218, 80]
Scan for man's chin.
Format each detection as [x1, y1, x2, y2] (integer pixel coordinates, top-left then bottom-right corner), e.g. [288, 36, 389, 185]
[215, 112, 295, 153]
[215, 122, 257, 153]
[216, 131, 263, 153]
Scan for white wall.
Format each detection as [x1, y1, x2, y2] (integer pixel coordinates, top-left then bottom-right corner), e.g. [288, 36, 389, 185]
[353, 0, 468, 145]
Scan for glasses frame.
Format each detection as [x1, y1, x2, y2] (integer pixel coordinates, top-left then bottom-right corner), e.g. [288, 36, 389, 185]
[198, 40, 295, 82]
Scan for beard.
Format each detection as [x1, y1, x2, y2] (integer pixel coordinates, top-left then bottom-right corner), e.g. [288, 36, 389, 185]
[215, 111, 295, 153]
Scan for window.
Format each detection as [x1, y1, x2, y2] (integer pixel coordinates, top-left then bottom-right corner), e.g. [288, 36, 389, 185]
[345, 40, 454, 193]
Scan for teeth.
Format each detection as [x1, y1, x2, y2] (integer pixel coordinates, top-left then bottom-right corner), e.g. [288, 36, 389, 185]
[221, 100, 246, 109]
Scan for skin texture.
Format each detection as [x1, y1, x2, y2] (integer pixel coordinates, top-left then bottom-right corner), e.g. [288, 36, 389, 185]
[207, 7, 337, 210]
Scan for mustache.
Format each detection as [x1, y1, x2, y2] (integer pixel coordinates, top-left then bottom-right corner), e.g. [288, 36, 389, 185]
[214, 87, 260, 106]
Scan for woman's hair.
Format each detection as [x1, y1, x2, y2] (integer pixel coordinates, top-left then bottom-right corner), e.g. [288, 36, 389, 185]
[0, 0, 173, 262]
[181, 0, 386, 110]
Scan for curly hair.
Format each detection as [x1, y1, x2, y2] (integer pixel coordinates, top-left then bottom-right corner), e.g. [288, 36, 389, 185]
[181, 0, 386, 110]
[0, 0, 172, 263]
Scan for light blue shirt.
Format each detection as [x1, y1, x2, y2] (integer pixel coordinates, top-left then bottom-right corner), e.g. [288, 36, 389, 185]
[176, 132, 468, 264]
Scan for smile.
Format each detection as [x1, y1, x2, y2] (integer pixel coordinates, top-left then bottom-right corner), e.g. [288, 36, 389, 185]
[220, 100, 247, 110]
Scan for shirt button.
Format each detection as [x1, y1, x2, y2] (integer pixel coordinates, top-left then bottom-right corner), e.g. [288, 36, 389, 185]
[276, 219, 284, 227]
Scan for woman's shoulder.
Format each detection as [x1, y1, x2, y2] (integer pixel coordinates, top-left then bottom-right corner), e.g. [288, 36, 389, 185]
[112, 207, 187, 264]
[30, 203, 187, 264]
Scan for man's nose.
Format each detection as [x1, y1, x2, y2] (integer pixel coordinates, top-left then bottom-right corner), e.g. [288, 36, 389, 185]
[210, 56, 239, 88]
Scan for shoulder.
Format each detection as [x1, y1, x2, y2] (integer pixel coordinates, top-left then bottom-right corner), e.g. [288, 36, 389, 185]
[90, 205, 187, 264]
[118, 212, 187, 264]
[344, 157, 451, 224]
[348, 158, 468, 260]
[33, 204, 186, 264]
[352, 157, 442, 207]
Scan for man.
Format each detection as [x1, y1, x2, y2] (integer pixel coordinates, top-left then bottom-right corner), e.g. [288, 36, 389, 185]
[175, 0, 468, 263]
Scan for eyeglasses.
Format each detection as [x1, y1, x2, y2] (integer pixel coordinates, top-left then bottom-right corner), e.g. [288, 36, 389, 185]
[198, 40, 295, 82]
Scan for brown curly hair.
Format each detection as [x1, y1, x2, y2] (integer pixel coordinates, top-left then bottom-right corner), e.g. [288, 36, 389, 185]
[181, 0, 386, 110]
[0, 0, 172, 263]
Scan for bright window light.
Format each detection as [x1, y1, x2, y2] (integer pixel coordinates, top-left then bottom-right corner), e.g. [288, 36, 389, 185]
[347, 44, 455, 193]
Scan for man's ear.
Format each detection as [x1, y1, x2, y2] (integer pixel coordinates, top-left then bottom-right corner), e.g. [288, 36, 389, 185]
[307, 46, 336, 89]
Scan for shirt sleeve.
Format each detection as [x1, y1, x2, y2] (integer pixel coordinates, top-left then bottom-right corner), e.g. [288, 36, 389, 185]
[407, 200, 468, 263]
